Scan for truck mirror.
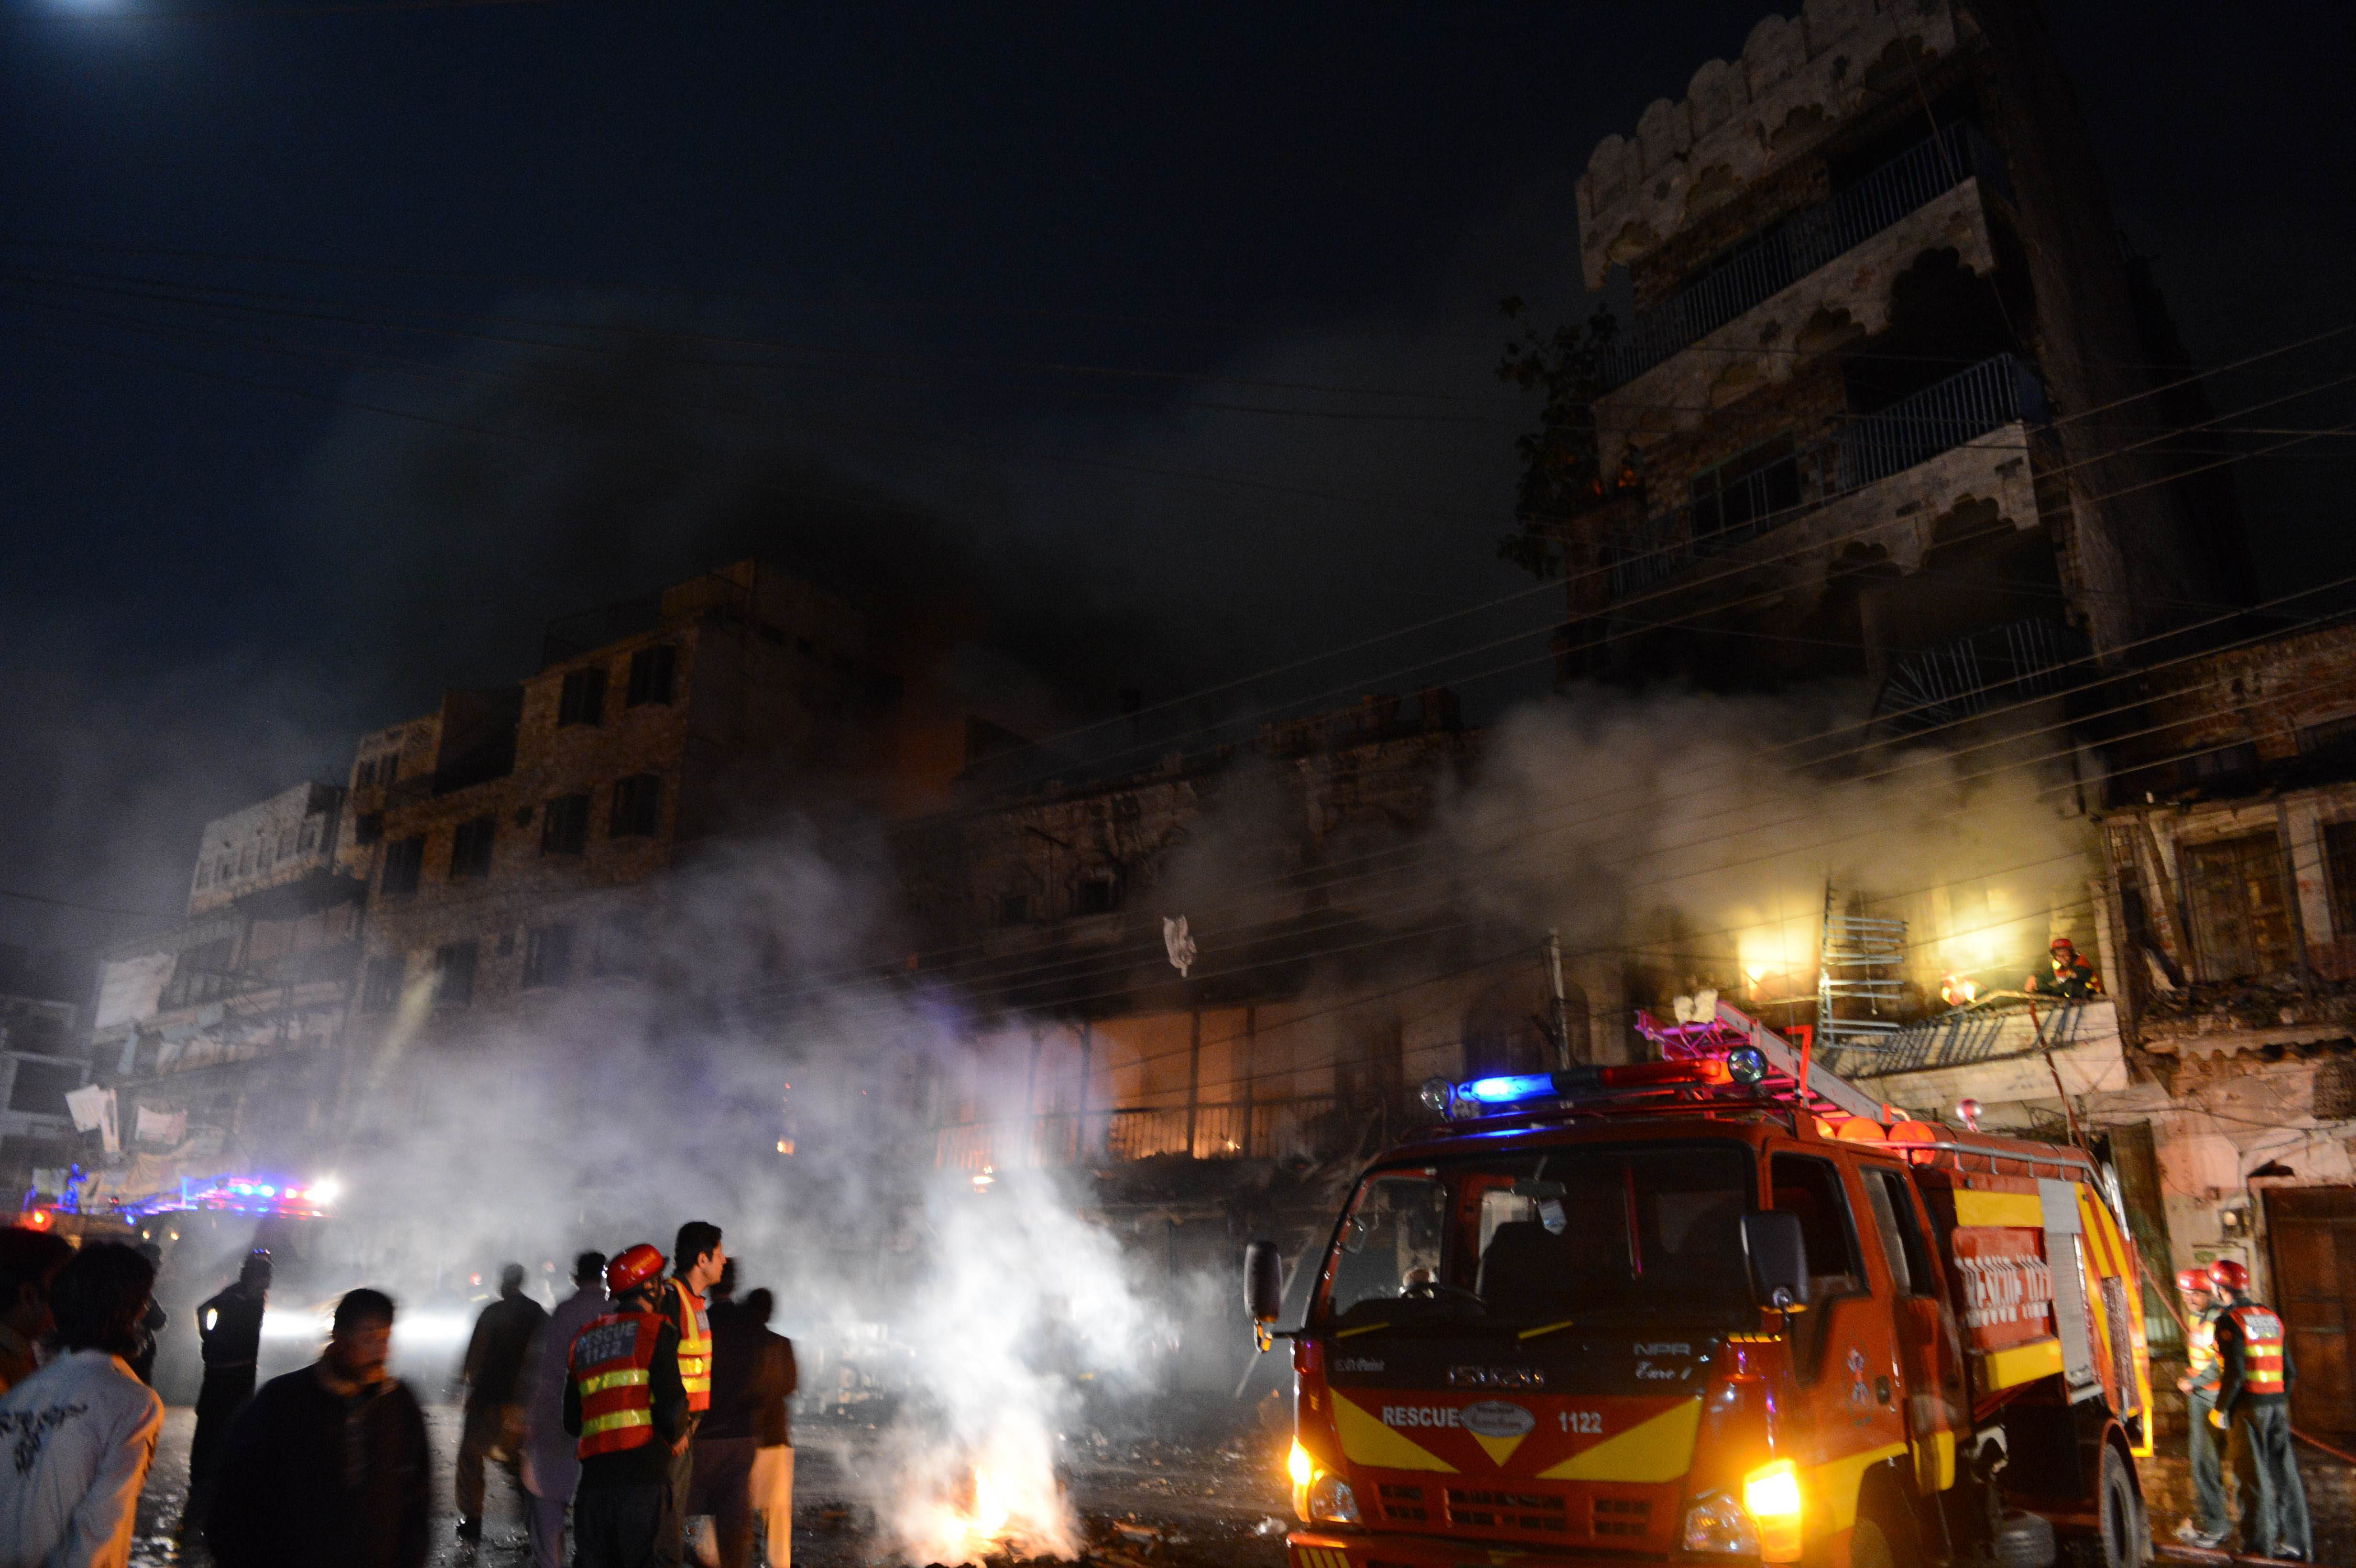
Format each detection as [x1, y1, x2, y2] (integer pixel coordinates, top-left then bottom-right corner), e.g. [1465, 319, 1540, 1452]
[1740, 1211, 1809, 1309]
[1245, 1240, 1285, 1325]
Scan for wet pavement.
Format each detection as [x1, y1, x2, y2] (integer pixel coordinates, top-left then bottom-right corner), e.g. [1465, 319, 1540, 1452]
[128, 1403, 1294, 1568]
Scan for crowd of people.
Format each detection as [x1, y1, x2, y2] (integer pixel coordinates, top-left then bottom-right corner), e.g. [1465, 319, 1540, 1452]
[0, 1218, 794, 1568]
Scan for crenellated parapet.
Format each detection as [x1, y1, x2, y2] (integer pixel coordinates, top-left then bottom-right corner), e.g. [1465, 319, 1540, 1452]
[1577, 0, 1964, 290]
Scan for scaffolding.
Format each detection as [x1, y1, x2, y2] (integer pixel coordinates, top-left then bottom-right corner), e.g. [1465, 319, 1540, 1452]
[1816, 882, 1907, 1078]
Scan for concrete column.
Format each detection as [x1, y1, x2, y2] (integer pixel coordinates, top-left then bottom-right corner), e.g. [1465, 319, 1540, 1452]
[2282, 798, 2333, 944]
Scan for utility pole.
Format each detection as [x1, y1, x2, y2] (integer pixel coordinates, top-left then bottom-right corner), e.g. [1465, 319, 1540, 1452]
[1546, 931, 1573, 1067]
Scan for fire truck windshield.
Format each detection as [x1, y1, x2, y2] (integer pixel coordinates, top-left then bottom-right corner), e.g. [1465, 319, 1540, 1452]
[1319, 1141, 1756, 1330]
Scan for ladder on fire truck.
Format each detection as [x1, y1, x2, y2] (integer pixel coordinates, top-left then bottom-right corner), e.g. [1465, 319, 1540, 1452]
[1815, 882, 1905, 1078]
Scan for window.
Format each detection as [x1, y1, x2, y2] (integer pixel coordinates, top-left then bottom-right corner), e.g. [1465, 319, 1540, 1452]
[2327, 821, 2356, 946]
[1691, 434, 1803, 551]
[277, 826, 297, 860]
[1861, 1166, 1935, 1297]
[557, 666, 608, 728]
[238, 844, 255, 875]
[542, 793, 591, 855]
[298, 819, 320, 852]
[524, 925, 576, 989]
[354, 813, 384, 847]
[381, 835, 426, 897]
[360, 955, 407, 1013]
[2301, 715, 2356, 756]
[449, 817, 497, 880]
[1320, 1142, 1755, 1329]
[610, 774, 662, 838]
[995, 893, 1030, 927]
[1076, 876, 1120, 915]
[433, 941, 478, 1008]
[627, 644, 676, 707]
[1767, 1153, 1863, 1299]
[8, 1061, 83, 1116]
[592, 911, 650, 977]
[2182, 832, 2298, 980]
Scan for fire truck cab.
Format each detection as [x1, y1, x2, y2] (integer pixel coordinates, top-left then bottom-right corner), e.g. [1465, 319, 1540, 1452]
[1246, 1004, 2151, 1568]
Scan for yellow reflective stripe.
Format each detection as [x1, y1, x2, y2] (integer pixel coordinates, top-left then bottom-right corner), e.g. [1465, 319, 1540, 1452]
[1954, 1190, 2043, 1228]
[1328, 1391, 1456, 1473]
[580, 1369, 648, 1395]
[1978, 1337, 2064, 1391]
[582, 1409, 653, 1436]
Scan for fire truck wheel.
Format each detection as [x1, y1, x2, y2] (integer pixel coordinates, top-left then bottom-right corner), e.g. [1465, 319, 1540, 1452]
[2093, 1442, 2150, 1568]
[1848, 1476, 1924, 1568]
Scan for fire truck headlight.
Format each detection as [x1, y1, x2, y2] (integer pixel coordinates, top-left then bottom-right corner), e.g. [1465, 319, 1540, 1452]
[1287, 1441, 1313, 1489]
[1741, 1459, 1804, 1562]
[1307, 1471, 1360, 1525]
[1679, 1490, 1760, 1555]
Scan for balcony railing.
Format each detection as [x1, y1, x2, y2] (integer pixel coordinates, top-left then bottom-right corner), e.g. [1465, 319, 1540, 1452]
[934, 1093, 1350, 1170]
[1606, 122, 1985, 387]
[1602, 353, 2038, 599]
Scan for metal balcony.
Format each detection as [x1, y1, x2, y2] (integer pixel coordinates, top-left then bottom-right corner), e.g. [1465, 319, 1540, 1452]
[1835, 353, 2042, 490]
[1606, 122, 1989, 388]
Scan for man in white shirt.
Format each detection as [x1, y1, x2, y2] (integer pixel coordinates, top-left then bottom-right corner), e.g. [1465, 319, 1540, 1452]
[0, 1241, 163, 1568]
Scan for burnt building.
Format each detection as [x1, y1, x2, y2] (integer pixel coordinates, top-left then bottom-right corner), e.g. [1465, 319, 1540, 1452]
[1560, 0, 2243, 706]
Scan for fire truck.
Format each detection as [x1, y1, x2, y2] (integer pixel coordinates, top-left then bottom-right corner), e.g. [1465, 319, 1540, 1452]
[1244, 1001, 2154, 1568]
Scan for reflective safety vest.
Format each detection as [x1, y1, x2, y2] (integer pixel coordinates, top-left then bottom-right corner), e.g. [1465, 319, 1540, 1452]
[570, 1309, 666, 1457]
[2227, 1304, 2288, 1396]
[668, 1278, 713, 1413]
[2188, 1306, 2223, 1393]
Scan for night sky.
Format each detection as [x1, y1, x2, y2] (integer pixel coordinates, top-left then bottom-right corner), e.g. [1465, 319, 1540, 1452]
[4, 0, 2351, 954]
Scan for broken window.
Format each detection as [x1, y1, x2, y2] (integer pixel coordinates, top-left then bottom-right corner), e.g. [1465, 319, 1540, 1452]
[524, 924, 575, 989]
[557, 666, 608, 728]
[360, 955, 406, 1013]
[2324, 821, 2356, 944]
[627, 644, 676, 707]
[433, 940, 478, 1008]
[354, 813, 384, 847]
[542, 793, 591, 855]
[449, 816, 497, 880]
[610, 774, 662, 838]
[381, 836, 426, 897]
[1691, 433, 1802, 552]
[2182, 831, 2298, 980]
[1076, 875, 1120, 915]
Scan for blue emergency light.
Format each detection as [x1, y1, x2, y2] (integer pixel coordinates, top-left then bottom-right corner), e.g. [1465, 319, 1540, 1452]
[1463, 1073, 1560, 1104]
[1428, 1047, 1771, 1118]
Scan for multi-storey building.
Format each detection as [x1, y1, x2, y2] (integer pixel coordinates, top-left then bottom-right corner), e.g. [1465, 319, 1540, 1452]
[0, 946, 96, 1188]
[1559, 0, 2244, 705]
[85, 782, 360, 1179]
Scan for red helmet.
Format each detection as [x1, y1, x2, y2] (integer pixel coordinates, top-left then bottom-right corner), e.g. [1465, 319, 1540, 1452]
[2208, 1258, 2250, 1295]
[2050, 936, 2076, 952]
[606, 1243, 665, 1296]
[2176, 1267, 2211, 1294]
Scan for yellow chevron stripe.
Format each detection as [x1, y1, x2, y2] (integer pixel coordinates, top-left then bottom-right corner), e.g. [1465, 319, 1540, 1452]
[1534, 1399, 1701, 1482]
[1331, 1392, 1457, 1473]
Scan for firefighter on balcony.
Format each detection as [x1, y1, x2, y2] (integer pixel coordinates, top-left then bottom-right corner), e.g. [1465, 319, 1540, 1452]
[2173, 1267, 2231, 1548]
[2209, 1258, 2312, 1561]
[564, 1243, 688, 1568]
[2027, 936, 2103, 1000]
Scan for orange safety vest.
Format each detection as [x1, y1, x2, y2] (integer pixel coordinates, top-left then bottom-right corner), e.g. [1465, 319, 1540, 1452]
[2227, 1304, 2288, 1396]
[2187, 1306, 2223, 1392]
[668, 1278, 713, 1413]
[570, 1309, 666, 1457]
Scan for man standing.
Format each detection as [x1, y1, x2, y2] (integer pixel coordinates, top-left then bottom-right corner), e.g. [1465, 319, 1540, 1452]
[0, 1242, 164, 1566]
[742, 1288, 797, 1568]
[565, 1244, 688, 1568]
[691, 1262, 758, 1568]
[457, 1262, 549, 1543]
[660, 1222, 725, 1564]
[0, 1226, 74, 1391]
[523, 1251, 607, 1568]
[206, 1288, 433, 1568]
[2173, 1267, 2229, 1548]
[181, 1249, 271, 1539]
[2209, 1258, 2312, 1561]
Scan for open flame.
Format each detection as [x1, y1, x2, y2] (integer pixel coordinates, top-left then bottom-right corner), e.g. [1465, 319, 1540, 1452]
[895, 1443, 1080, 1566]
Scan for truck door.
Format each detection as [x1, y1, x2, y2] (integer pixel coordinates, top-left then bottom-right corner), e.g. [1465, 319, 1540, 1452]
[1861, 1164, 1966, 1494]
[1768, 1154, 1909, 1543]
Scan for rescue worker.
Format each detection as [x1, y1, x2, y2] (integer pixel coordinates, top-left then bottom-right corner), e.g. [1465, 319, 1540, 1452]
[2173, 1267, 2230, 1548]
[2208, 1258, 2312, 1561]
[181, 1248, 271, 1539]
[659, 1222, 725, 1562]
[2028, 936, 2103, 1000]
[457, 1261, 548, 1542]
[565, 1243, 690, 1568]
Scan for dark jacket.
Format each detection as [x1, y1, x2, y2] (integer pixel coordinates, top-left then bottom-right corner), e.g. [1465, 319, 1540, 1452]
[462, 1290, 548, 1409]
[562, 1312, 687, 1488]
[198, 1285, 267, 1372]
[694, 1300, 762, 1443]
[753, 1332, 796, 1448]
[206, 1364, 432, 1568]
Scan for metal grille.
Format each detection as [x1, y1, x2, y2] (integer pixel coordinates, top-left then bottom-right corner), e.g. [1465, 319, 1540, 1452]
[1445, 1488, 1570, 1533]
[1874, 618, 2086, 734]
[1836, 354, 2038, 490]
[1817, 885, 1906, 1075]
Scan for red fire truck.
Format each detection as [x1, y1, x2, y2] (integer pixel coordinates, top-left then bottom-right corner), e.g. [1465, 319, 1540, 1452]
[1245, 1001, 2153, 1568]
